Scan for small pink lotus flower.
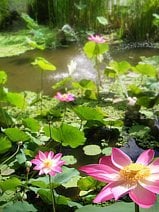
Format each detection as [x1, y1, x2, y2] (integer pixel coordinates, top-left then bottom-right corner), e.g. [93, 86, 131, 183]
[88, 34, 106, 43]
[79, 148, 159, 208]
[31, 151, 65, 176]
[54, 92, 75, 102]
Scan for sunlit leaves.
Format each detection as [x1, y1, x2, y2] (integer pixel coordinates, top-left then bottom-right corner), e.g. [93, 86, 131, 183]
[83, 41, 109, 58]
[44, 124, 86, 148]
[26, 37, 45, 50]
[4, 128, 30, 142]
[55, 124, 86, 148]
[106, 60, 132, 77]
[0, 136, 12, 154]
[7, 92, 26, 109]
[21, 13, 39, 29]
[23, 118, 41, 132]
[83, 145, 101, 156]
[73, 106, 104, 121]
[135, 63, 157, 77]
[52, 77, 72, 90]
[77, 176, 97, 191]
[73, 79, 97, 99]
[0, 177, 22, 192]
[0, 108, 13, 127]
[32, 57, 56, 71]
[0, 70, 7, 84]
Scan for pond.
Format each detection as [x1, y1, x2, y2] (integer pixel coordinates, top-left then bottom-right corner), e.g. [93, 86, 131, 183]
[0, 44, 159, 96]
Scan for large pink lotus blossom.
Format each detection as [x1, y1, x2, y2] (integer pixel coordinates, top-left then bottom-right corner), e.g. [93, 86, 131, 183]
[54, 92, 75, 102]
[79, 148, 159, 208]
[88, 34, 106, 43]
[31, 151, 65, 176]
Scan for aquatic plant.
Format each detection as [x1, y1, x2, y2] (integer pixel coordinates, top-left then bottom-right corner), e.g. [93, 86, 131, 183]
[54, 92, 75, 102]
[1, 31, 159, 212]
[31, 151, 65, 176]
[80, 148, 159, 208]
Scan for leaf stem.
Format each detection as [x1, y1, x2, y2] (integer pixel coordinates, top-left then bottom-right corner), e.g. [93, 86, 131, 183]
[1, 142, 21, 165]
[135, 203, 140, 212]
[49, 175, 56, 212]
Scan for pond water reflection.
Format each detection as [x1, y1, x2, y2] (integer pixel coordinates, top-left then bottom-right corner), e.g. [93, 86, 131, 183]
[0, 44, 159, 96]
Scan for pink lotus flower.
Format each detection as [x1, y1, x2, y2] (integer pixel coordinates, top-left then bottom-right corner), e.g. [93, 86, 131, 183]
[88, 34, 106, 43]
[31, 151, 65, 176]
[54, 92, 75, 102]
[79, 148, 159, 208]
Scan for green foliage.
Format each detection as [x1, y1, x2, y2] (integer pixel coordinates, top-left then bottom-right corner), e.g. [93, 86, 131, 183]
[135, 64, 157, 78]
[4, 128, 30, 142]
[73, 106, 104, 122]
[0, 136, 12, 154]
[23, 118, 41, 132]
[83, 145, 101, 156]
[1, 28, 159, 211]
[73, 79, 97, 99]
[77, 176, 97, 191]
[0, 177, 22, 192]
[83, 41, 109, 59]
[7, 92, 26, 109]
[106, 61, 132, 77]
[0, 70, 7, 84]
[32, 57, 56, 71]
[44, 124, 86, 148]
[21, 13, 39, 30]
[3, 201, 37, 212]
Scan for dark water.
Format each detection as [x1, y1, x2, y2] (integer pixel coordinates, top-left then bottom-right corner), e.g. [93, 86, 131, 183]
[0, 44, 159, 95]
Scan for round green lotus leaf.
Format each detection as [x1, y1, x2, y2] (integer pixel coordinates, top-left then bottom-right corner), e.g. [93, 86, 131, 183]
[83, 145, 101, 156]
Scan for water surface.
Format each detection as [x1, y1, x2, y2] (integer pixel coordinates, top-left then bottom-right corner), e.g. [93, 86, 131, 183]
[0, 44, 159, 95]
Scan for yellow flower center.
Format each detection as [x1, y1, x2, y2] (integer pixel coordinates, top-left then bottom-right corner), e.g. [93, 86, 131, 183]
[43, 159, 53, 168]
[120, 163, 150, 185]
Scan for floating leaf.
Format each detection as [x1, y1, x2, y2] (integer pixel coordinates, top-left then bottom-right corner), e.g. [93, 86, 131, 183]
[83, 145, 101, 156]
[62, 155, 77, 165]
[102, 147, 112, 155]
